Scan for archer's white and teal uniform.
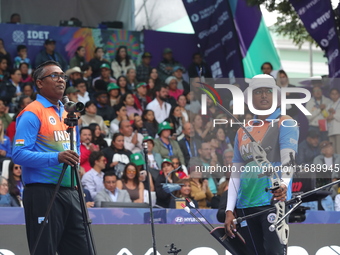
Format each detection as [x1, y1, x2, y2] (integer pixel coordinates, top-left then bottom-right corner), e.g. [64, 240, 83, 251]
[233, 109, 299, 208]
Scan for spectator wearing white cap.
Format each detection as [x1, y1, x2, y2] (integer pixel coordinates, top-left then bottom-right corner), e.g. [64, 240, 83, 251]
[165, 76, 183, 101]
[65, 66, 82, 88]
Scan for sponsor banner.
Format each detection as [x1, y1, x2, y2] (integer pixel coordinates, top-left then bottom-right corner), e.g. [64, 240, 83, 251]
[289, 0, 340, 81]
[0, 24, 143, 69]
[182, 0, 244, 80]
[1, 23, 199, 75]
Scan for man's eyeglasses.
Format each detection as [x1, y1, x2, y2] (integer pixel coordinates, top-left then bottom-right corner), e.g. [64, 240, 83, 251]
[253, 88, 273, 96]
[39, 74, 69, 82]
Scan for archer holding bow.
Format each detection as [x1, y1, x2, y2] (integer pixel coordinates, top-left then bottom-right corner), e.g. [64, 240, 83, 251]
[224, 74, 299, 255]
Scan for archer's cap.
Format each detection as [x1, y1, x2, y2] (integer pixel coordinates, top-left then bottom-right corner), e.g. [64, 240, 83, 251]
[243, 74, 281, 105]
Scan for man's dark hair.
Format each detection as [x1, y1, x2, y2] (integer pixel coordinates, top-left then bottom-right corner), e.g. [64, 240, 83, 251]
[17, 45, 27, 52]
[9, 68, 20, 76]
[32, 60, 62, 93]
[85, 100, 96, 109]
[19, 62, 29, 69]
[18, 95, 30, 108]
[81, 63, 91, 72]
[192, 52, 201, 59]
[10, 13, 20, 21]
[80, 126, 91, 135]
[261, 62, 273, 71]
[114, 103, 125, 114]
[155, 84, 168, 93]
[74, 78, 86, 87]
[103, 171, 117, 182]
[89, 151, 104, 167]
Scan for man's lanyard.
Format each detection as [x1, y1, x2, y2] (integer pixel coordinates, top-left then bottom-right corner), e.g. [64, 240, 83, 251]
[185, 138, 197, 157]
[196, 65, 204, 76]
[48, 53, 58, 62]
[160, 138, 173, 156]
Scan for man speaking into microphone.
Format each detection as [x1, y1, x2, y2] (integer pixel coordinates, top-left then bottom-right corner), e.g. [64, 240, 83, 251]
[12, 60, 90, 255]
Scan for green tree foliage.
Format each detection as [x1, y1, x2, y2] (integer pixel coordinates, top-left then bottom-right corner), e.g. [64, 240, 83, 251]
[245, 0, 339, 47]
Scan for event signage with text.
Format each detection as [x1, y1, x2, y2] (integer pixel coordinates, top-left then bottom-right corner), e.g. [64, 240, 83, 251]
[182, 0, 244, 80]
[289, 0, 340, 82]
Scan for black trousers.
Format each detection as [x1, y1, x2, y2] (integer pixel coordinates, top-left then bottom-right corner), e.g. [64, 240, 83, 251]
[237, 206, 287, 255]
[23, 184, 90, 255]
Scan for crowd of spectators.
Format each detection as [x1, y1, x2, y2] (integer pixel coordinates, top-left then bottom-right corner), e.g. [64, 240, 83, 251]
[1, 37, 340, 214]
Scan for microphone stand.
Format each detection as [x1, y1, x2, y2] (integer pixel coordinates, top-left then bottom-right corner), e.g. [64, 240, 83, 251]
[143, 142, 157, 255]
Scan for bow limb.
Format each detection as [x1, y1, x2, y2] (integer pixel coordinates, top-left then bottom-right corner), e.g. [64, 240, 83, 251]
[272, 201, 290, 245]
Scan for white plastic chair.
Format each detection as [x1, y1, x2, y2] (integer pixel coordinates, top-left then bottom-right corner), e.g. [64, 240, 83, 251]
[1, 159, 11, 179]
[104, 137, 112, 146]
[144, 190, 156, 207]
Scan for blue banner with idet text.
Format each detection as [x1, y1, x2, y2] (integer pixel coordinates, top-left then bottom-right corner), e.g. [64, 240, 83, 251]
[289, 0, 340, 83]
[182, 0, 244, 81]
